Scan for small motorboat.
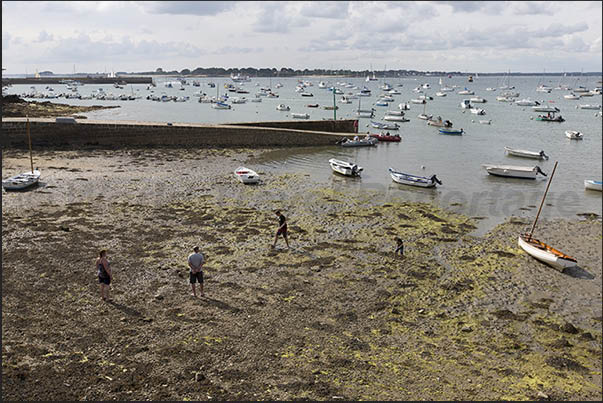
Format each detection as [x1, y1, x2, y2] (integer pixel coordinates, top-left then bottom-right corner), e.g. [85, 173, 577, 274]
[370, 121, 399, 130]
[564, 93, 580, 100]
[410, 98, 426, 104]
[460, 99, 472, 109]
[515, 98, 540, 106]
[470, 107, 486, 115]
[518, 234, 577, 271]
[458, 89, 474, 95]
[338, 137, 378, 147]
[398, 103, 410, 110]
[276, 104, 290, 111]
[2, 169, 41, 191]
[584, 180, 602, 191]
[389, 168, 442, 188]
[291, 113, 310, 119]
[438, 128, 464, 135]
[300, 93, 314, 97]
[482, 164, 547, 179]
[427, 117, 453, 127]
[504, 147, 549, 160]
[385, 110, 404, 116]
[417, 113, 432, 120]
[470, 96, 487, 103]
[329, 159, 363, 177]
[306, 104, 319, 108]
[565, 130, 583, 140]
[532, 106, 560, 113]
[535, 114, 565, 122]
[370, 133, 401, 142]
[435, 91, 447, 97]
[577, 104, 601, 110]
[383, 115, 409, 122]
[212, 101, 231, 109]
[234, 167, 260, 184]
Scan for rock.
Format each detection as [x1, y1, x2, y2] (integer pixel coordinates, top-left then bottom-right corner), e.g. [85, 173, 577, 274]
[195, 372, 206, 382]
[461, 325, 473, 332]
[561, 322, 579, 334]
[154, 294, 164, 301]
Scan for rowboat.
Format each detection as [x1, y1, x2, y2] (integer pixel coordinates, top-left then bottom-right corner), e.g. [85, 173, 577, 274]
[234, 167, 260, 184]
[2, 169, 41, 190]
[370, 133, 401, 142]
[389, 168, 442, 188]
[329, 159, 363, 177]
[565, 130, 583, 139]
[584, 180, 602, 191]
[482, 164, 547, 179]
[291, 113, 310, 119]
[518, 234, 577, 271]
[339, 137, 378, 147]
[504, 147, 549, 160]
[370, 121, 399, 130]
[438, 128, 463, 135]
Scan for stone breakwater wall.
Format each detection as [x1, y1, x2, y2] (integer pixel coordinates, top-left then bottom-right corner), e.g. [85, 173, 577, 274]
[229, 119, 358, 133]
[1, 118, 356, 149]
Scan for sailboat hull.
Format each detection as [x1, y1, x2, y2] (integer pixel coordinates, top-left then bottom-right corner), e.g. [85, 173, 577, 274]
[518, 234, 577, 271]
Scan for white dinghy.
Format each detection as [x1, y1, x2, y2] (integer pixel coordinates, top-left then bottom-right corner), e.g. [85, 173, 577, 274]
[584, 180, 602, 191]
[565, 130, 583, 140]
[482, 164, 547, 179]
[329, 159, 363, 177]
[504, 147, 549, 160]
[234, 167, 260, 184]
[389, 168, 442, 188]
[2, 119, 41, 191]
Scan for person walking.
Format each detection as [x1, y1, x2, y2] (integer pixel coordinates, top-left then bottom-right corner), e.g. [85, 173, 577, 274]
[96, 250, 112, 301]
[272, 210, 289, 249]
[188, 246, 205, 298]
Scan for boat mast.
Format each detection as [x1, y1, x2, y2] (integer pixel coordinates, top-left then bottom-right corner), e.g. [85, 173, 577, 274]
[27, 117, 34, 174]
[528, 161, 558, 239]
[333, 89, 336, 120]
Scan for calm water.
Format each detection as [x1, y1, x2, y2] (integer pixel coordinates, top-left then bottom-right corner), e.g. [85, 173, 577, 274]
[6, 75, 602, 233]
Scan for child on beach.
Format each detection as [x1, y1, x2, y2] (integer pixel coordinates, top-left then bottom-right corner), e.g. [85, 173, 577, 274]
[394, 237, 404, 257]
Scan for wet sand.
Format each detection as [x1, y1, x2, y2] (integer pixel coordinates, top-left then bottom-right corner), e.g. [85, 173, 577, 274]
[2, 148, 601, 401]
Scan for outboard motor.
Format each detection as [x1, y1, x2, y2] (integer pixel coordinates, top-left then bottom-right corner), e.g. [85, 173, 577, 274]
[535, 166, 547, 176]
[430, 175, 443, 185]
[539, 150, 549, 160]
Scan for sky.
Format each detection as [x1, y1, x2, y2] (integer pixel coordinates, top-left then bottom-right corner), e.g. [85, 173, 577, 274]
[2, 1, 602, 75]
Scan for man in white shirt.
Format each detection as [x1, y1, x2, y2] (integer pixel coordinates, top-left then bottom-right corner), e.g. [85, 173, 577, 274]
[188, 246, 205, 298]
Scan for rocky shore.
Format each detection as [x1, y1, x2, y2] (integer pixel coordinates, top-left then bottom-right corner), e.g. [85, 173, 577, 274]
[2, 147, 601, 401]
[1, 95, 118, 118]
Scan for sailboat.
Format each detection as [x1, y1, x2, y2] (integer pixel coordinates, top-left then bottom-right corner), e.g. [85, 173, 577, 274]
[356, 96, 375, 118]
[417, 102, 432, 120]
[518, 161, 578, 271]
[2, 118, 41, 190]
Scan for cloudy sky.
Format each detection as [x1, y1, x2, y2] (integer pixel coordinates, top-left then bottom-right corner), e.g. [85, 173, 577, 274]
[2, 1, 602, 74]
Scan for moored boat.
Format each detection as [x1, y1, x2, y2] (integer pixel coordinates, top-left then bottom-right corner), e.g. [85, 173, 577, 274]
[2, 169, 41, 190]
[339, 136, 378, 147]
[389, 168, 442, 188]
[584, 180, 602, 191]
[370, 120, 399, 130]
[329, 159, 363, 177]
[535, 113, 564, 122]
[438, 128, 464, 135]
[383, 115, 409, 122]
[370, 133, 401, 142]
[504, 147, 549, 160]
[565, 130, 583, 139]
[291, 113, 310, 119]
[234, 167, 260, 184]
[427, 116, 453, 127]
[276, 104, 290, 111]
[482, 164, 547, 179]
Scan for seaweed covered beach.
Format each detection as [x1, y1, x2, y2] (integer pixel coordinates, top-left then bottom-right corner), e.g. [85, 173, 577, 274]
[2, 147, 601, 401]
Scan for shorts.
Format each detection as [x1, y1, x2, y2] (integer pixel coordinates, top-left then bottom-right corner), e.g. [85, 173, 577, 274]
[190, 271, 204, 284]
[277, 225, 288, 236]
[99, 275, 111, 285]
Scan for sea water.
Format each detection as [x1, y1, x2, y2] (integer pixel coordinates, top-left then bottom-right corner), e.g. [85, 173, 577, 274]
[6, 74, 602, 233]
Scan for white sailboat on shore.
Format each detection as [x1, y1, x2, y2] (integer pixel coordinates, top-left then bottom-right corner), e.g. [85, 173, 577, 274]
[2, 118, 41, 191]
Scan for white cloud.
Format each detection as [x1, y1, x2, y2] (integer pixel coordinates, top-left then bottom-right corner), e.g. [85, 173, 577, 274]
[36, 30, 54, 43]
[142, 1, 237, 16]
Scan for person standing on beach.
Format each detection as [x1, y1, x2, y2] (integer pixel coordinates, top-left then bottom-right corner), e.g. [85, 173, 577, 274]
[272, 210, 289, 249]
[188, 246, 205, 298]
[394, 237, 404, 257]
[96, 250, 112, 301]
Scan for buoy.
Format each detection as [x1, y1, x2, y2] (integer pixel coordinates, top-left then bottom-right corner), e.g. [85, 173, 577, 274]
[421, 165, 426, 169]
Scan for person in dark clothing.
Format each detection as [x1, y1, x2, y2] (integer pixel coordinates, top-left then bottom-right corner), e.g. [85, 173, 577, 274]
[96, 250, 112, 301]
[272, 210, 289, 249]
[394, 237, 404, 257]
